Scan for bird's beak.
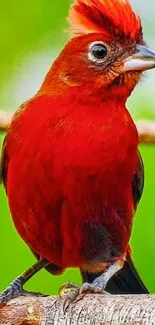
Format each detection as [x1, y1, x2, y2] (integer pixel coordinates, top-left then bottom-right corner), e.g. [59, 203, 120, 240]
[122, 44, 155, 72]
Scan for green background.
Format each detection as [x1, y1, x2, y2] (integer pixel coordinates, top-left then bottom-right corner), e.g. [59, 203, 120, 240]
[0, 0, 155, 295]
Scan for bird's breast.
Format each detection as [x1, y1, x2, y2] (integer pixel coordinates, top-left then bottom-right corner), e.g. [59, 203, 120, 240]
[6, 104, 138, 267]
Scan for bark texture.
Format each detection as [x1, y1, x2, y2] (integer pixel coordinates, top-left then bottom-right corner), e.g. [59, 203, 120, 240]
[0, 294, 155, 325]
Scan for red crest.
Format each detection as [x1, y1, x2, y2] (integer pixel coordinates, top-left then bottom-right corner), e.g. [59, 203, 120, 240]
[68, 0, 142, 40]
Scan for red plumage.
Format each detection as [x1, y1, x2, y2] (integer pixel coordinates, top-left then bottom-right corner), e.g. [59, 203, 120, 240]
[1, 0, 154, 302]
[68, 0, 142, 40]
[4, 94, 138, 268]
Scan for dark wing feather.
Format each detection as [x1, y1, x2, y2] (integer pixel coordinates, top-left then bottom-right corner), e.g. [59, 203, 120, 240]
[132, 150, 144, 210]
[81, 251, 148, 294]
[81, 150, 148, 294]
[0, 134, 9, 190]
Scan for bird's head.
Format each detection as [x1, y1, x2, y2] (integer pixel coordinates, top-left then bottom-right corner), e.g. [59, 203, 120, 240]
[41, 0, 155, 102]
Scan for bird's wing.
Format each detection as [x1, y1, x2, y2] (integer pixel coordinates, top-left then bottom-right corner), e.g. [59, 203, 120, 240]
[132, 150, 144, 210]
[0, 133, 9, 190]
[81, 150, 148, 294]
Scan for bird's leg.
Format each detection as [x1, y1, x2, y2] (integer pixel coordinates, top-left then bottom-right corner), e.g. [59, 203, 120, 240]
[79, 259, 124, 295]
[0, 258, 49, 305]
[59, 259, 124, 308]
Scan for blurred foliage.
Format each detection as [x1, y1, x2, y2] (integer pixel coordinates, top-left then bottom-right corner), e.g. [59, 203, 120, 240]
[0, 0, 155, 295]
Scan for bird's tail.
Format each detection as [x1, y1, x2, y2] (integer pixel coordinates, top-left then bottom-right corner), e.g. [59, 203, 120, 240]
[81, 253, 148, 294]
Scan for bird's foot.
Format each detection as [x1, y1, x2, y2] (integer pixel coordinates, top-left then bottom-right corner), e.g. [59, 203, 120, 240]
[0, 276, 46, 306]
[0, 276, 25, 305]
[59, 282, 80, 300]
[79, 279, 109, 295]
[59, 282, 80, 312]
[59, 279, 109, 312]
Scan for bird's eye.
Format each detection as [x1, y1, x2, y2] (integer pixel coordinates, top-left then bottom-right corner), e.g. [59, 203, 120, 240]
[88, 42, 108, 64]
[91, 44, 107, 59]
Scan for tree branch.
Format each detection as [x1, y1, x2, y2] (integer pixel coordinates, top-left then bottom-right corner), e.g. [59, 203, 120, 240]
[0, 109, 155, 144]
[136, 120, 155, 145]
[0, 110, 12, 132]
[0, 294, 155, 325]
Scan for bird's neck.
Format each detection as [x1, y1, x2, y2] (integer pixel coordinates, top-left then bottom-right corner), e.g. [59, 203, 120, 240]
[39, 83, 128, 115]
[38, 70, 134, 126]
[39, 66, 130, 108]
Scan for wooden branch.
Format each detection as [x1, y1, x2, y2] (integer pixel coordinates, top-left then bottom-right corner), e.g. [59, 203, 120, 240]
[136, 120, 155, 145]
[0, 110, 12, 132]
[0, 109, 155, 144]
[0, 294, 155, 325]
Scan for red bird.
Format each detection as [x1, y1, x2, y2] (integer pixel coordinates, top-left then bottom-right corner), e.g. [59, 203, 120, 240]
[0, 0, 155, 303]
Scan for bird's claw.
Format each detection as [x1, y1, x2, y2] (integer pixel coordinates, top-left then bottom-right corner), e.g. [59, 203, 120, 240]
[59, 281, 79, 297]
[59, 280, 109, 313]
[79, 281, 108, 295]
[59, 282, 80, 312]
